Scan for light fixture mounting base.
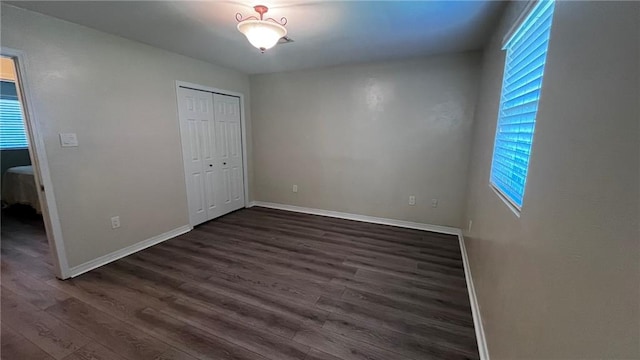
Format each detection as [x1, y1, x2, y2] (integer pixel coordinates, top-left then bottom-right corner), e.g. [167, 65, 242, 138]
[253, 5, 269, 20]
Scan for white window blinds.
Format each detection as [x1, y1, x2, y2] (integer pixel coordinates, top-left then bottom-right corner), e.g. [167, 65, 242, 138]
[0, 81, 29, 150]
[490, 0, 555, 209]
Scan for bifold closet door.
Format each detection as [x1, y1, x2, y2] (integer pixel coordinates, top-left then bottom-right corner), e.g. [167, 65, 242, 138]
[213, 93, 245, 216]
[178, 87, 244, 226]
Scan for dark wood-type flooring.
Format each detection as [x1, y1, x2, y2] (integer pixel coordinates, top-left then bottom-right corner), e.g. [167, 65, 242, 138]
[1, 206, 478, 360]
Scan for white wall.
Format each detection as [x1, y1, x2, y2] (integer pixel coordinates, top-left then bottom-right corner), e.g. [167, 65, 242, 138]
[1, 5, 253, 269]
[251, 53, 481, 227]
[464, 1, 639, 358]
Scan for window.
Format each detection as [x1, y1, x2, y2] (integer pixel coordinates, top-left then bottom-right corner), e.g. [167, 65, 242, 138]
[0, 56, 29, 150]
[490, 0, 555, 210]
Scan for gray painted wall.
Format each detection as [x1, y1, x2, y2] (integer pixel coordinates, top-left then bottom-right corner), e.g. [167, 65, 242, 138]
[463, 1, 639, 358]
[1, 4, 253, 268]
[251, 53, 481, 227]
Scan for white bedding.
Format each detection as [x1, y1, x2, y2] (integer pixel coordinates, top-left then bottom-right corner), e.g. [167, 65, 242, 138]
[2, 165, 41, 213]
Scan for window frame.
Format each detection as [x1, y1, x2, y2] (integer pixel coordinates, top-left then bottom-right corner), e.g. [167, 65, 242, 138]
[489, 0, 555, 214]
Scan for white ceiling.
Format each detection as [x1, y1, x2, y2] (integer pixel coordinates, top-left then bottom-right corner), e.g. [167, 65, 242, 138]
[8, 1, 506, 74]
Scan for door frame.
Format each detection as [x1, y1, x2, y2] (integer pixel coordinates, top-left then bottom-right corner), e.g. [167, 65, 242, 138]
[175, 81, 250, 226]
[2, 47, 70, 279]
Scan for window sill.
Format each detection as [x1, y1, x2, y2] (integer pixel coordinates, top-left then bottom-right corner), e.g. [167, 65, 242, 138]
[489, 184, 521, 218]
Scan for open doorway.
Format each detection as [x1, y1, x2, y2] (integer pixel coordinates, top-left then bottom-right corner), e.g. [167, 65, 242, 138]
[1, 57, 38, 213]
[1, 53, 66, 279]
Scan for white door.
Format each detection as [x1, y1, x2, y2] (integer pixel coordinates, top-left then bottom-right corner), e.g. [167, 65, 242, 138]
[177, 88, 245, 226]
[214, 93, 245, 216]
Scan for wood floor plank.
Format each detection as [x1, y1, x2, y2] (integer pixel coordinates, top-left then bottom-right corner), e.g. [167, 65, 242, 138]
[156, 239, 273, 275]
[93, 259, 197, 302]
[113, 253, 330, 327]
[128, 249, 214, 282]
[258, 233, 424, 273]
[195, 225, 348, 264]
[134, 307, 272, 360]
[48, 283, 231, 360]
[0, 246, 55, 281]
[46, 273, 162, 321]
[61, 342, 127, 360]
[89, 254, 315, 339]
[341, 287, 474, 328]
[1, 208, 478, 360]
[47, 274, 199, 360]
[220, 214, 463, 260]
[177, 236, 357, 281]
[0, 267, 71, 310]
[109, 259, 186, 291]
[154, 236, 242, 267]
[343, 255, 466, 285]
[44, 298, 171, 360]
[315, 296, 476, 347]
[354, 267, 469, 294]
[161, 297, 310, 360]
[196, 234, 358, 278]
[304, 349, 345, 360]
[224, 209, 462, 253]
[4, 238, 49, 259]
[212, 218, 438, 267]
[193, 279, 330, 326]
[159, 239, 346, 294]
[212, 262, 346, 300]
[322, 312, 478, 360]
[1, 287, 90, 359]
[330, 275, 471, 310]
[154, 348, 201, 360]
[213, 228, 425, 270]
[1, 323, 23, 347]
[1, 335, 55, 360]
[173, 282, 304, 338]
[244, 207, 427, 236]
[129, 247, 337, 304]
[294, 325, 409, 360]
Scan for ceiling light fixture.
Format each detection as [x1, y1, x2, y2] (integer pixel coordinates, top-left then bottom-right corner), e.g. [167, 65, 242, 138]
[236, 5, 287, 53]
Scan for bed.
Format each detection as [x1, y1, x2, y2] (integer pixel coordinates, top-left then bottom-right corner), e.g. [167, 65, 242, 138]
[2, 165, 41, 213]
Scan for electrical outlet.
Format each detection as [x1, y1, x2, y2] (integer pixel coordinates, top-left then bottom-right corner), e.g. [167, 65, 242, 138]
[292, 184, 298, 193]
[431, 199, 438, 208]
[408, 196, 416, 206]
[111, 216, 120, 229]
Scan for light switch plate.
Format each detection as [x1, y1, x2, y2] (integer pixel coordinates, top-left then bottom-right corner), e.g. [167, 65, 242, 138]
[59, 133, 78, 147]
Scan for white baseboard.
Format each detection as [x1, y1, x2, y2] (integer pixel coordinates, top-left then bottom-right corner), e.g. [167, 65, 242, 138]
[68, 225, 192, 278]
[248, 200, 489, 359]
[458, 231, 490, 360]
[248, 201, 460, 235]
